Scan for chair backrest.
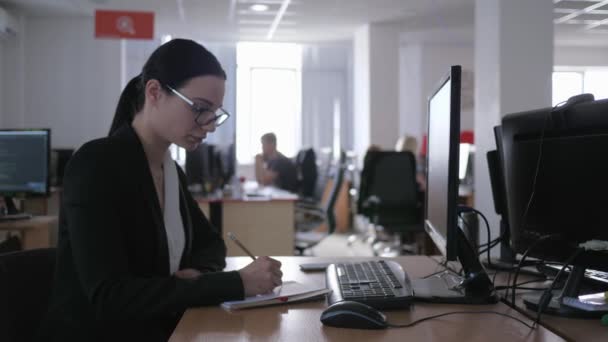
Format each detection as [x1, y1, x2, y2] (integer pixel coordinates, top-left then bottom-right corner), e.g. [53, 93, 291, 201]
[0, 235, 22, 254]
[0, 248, 56, 342]
[323, 152, 346, 234]
[295, 148, 318, 198]
[358, 151, 420, 228]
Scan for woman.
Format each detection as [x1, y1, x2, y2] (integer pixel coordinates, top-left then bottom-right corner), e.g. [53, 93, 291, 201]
[39, 39, 282, 341]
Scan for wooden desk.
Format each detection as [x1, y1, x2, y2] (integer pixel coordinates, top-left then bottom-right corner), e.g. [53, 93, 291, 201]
[0, 216, 57, 249]
[197, 195, 296, 257]
[490, 271, 608, 342]
[170, 256, 564, 341]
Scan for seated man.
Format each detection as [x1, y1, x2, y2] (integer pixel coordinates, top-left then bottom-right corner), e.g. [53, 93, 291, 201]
[255, 133, 298, 192]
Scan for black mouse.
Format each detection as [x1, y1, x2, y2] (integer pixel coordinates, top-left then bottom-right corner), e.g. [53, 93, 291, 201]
[320, 301, 388, 330]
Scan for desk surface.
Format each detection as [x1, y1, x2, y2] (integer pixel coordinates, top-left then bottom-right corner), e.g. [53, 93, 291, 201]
[0, 215, 57, 230]
[170, 256, 566, 342]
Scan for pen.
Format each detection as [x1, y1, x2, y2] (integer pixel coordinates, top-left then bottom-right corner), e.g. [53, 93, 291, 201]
[227, 232, 257, 261]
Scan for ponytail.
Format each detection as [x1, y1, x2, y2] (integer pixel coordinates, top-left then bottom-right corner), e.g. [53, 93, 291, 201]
[109, 75, 144, 136]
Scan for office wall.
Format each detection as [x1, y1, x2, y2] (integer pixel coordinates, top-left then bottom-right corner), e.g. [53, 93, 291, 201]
[1, 13, 26, 129]
[353, 26, 371, 161]
[0, 41, 3, 127]
[399, 41, 475, 148]
[301, 42, 353, 153]
[555, 45, 608, 67]
[1, 16, 122, 149]
[27, 17, 122, 148]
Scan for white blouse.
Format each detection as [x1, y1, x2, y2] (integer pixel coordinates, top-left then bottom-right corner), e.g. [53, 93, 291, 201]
[163, 152, 185, 274]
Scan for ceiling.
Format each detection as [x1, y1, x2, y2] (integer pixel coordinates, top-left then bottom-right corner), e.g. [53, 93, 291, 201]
[1, 0, 608, 45]
[554, 0, 608, 46]
[0, 0, 471, 42]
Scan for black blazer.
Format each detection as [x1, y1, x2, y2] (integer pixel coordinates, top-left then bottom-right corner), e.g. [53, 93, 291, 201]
[38, 125, 244, 341]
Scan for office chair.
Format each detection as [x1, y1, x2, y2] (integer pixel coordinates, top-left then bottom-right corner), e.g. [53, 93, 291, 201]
[294, 148, 318, 199]
[0, 234, 22, 254]
[294, 153, 345, 255]
[0, 248, 56, 342]
[356, 151, 423, 254]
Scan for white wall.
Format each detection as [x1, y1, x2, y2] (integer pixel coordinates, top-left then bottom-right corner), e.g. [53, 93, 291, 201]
[555, 46, 608, 67]
[475, 0, 553, 255]
[0, 39, 3, 127]
[353, 25, 371, 161]
[2, 16, 122, 149]
[399, 35, 475, 149]
[368, 25, 400, 151]
[301, 42, 353, 153]
[1, 13, 26, 129]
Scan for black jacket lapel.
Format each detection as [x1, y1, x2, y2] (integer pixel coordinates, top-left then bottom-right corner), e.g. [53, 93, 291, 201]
[113, 124, 170, 275]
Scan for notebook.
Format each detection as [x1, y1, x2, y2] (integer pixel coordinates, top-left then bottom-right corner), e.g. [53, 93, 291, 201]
[221, 281, 331, 310]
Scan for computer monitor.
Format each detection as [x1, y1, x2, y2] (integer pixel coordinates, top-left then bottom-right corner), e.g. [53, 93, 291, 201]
[186, 143, 215, 192]
[424, 65, 462, 261]
[0, 129, 50, 215]
[500, 97, 608, 316]
[413, 65, 496, 304]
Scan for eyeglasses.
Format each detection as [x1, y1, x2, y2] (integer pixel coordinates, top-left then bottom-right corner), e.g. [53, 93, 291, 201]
[166, 85, 230, 127]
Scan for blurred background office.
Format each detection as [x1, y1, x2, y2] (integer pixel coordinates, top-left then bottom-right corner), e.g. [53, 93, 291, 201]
[1, 0, 607, 257]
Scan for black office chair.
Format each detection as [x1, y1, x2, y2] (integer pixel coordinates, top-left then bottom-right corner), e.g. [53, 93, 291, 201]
[0, 248, 56, 342]
[357, 151, 423, 253]
[294, 154, 345, 255]
[294, 148, 318, 199]
[0, 234, 22, 254]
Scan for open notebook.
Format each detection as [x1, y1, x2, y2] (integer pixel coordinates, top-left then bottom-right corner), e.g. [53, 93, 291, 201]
[221, 281, 331, 310]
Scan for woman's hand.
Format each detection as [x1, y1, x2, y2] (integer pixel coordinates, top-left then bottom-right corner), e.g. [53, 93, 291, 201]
[238, 256, 283, 297]
[174, 268, 202, 279]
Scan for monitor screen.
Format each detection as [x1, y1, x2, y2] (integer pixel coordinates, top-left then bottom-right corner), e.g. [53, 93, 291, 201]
[0, 129, 50, 196]
[425, 65, 461, 261]
[501, 98, 608, 271]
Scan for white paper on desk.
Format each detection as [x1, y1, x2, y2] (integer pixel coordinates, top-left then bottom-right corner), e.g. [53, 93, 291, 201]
[221, 281, 330, 310]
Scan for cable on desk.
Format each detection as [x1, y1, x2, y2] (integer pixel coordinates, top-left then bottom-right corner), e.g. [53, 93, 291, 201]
[387, 311, 535, 330]
[429, 257, 462, 277]
[507, 235, 558, 306]
[534, 248, 583, 326]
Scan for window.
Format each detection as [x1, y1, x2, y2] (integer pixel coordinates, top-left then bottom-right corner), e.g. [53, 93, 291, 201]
[553, 69, 608, 106]
[236, 42, 302, 164]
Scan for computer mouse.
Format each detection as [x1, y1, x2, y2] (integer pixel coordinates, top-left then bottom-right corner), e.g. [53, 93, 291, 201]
[320, 301, 388, 330]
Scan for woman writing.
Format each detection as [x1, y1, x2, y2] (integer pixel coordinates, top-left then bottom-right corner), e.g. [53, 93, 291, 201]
[39, 39, 282, 341]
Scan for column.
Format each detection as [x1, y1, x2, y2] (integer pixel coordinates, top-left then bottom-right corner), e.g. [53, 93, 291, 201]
[474, 0, 554, 253]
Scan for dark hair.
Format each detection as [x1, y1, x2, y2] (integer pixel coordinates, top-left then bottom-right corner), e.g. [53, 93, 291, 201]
[109, 39, 226, 136]
[261, 132, 277, 145]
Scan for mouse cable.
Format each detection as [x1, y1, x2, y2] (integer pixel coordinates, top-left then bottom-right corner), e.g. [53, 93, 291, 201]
[387, 310, 535, 329]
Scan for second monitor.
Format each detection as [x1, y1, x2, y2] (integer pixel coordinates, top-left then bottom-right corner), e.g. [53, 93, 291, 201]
[412, 65, 496, 304]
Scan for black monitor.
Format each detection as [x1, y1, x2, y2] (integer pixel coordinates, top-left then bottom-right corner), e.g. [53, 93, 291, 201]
[413, 65, 496, 304]
[500, 96, 608, 317]
[185, 143, 229, 195]
[424, 65, 462, 261]
[0, 129, 50, 215]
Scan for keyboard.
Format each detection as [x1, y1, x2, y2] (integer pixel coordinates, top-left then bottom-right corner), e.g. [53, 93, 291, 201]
[325, 260, 414, 310]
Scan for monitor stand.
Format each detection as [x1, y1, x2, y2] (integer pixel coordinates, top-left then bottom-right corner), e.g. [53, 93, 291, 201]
[412, 227, 498, 304]
[0, 196, 32, 221]
[523, 263, 608, 318]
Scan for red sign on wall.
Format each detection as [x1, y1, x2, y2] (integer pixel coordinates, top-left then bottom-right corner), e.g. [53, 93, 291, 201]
[95, 10, 154, 39]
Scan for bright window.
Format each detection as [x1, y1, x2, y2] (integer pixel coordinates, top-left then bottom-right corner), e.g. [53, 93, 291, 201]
[236, 42, 302, 164]
[553, 69, 608, 106]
